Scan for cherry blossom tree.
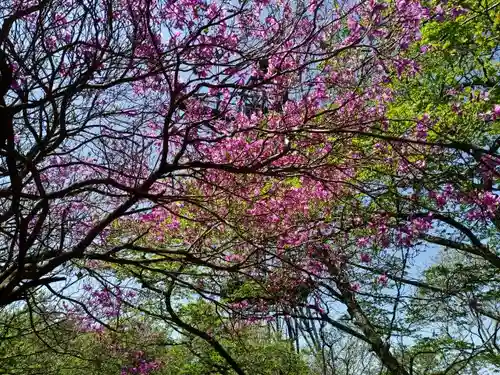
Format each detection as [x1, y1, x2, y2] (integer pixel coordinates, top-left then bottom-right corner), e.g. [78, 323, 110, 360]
[1, 0, 499, 374]
[0, 0, 346, 302]
[0, 0, 423, 308]
[101, 0, 500, 373]
[0, 0, 428, 373]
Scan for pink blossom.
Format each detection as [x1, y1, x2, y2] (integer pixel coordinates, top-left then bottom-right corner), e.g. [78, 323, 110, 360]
[224, 254, 244, 263]
[377, 274, 389, 286]
[493, 104, 500, 120]
[350, 283, 361, 292]
[44, 36, 57, 50]
[347, 16, 359, 32]
[420, 44, 430, 53]
[434, 4, 445, 21]
[360, 253, 372, 263]
[357, 237, 370, 247]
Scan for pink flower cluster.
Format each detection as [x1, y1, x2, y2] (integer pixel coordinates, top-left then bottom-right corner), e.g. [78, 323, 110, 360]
[121, 351, 161, 375]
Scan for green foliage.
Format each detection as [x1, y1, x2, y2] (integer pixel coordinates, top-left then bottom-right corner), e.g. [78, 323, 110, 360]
[0, 300, 313, 375]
